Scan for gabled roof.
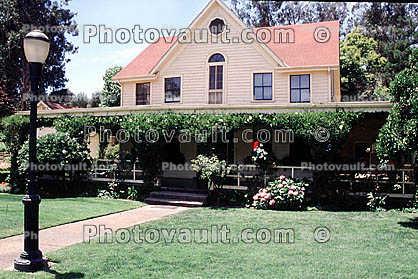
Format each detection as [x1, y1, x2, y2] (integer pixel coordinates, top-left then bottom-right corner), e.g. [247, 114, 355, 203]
[113, 0, 340, 81]
[37, 100, 75, 110]
[259, 21, 339, 67]
[114, 37, 176, 80]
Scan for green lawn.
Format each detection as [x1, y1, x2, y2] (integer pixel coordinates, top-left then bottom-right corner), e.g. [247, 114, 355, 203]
[0, 193, 143, 239]
[1, 208, 417, 278]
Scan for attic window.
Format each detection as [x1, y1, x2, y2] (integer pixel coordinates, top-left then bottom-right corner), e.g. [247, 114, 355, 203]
[209, 18, 225, 35]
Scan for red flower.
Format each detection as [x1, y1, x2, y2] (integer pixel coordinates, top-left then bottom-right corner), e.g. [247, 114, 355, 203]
[251, 140, 260, 151]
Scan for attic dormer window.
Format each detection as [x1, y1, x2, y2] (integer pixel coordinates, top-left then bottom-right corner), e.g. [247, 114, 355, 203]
[209, 18, 225, 35]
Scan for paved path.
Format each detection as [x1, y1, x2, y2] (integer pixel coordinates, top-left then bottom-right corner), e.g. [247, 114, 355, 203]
[0, 205, 189, 270]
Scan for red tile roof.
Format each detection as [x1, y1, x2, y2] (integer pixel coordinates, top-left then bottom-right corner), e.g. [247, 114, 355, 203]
[260, 21, 339, 67]
[114, 21, 339, 80]
[114, 37, 177, 80]
[40, 101, 76, 110]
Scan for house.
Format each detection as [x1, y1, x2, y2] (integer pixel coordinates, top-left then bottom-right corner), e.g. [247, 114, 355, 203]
[108, 0, 388, 186]
[18, 0, 393, 203]
[114, 1, 342, 107]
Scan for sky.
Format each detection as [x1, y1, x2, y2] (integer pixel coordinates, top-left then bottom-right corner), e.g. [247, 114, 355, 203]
[65, 0, 210, 95]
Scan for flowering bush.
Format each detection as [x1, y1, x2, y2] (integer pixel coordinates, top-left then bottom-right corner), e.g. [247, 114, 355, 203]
[191, 154, 230, 188]
[251, 142, 268, 164]
[252, 176, 308, 210]
[0, 181, 10, 193]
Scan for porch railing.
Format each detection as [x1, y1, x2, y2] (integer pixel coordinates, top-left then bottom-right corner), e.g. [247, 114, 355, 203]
[223, 164, 313, 190]
[326, 167, 416, 199]
[90, 159, 144, 183]
[221, 164, 416, 199]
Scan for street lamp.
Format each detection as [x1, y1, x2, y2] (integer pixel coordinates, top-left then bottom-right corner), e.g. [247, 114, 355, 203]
[14, 30, 50, 272]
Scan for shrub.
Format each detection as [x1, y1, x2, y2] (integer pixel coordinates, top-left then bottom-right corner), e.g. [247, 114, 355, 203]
[251, 176, 308, 210]
[17, 132, 91, 196]
[191, 154, 230, 188]
[0, 115, 30, 191]
[104, 144, 120, 160]
[18, 132, 91, 176]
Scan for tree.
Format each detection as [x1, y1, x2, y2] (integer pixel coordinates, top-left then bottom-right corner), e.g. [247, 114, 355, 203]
[48, 88, 75, 105]
[71, 92, 89, 108]
[88, 91, 101, 108]
[101, 66, 122, 107]
[0, 0, 78, 112]
[355, 3, 418, 86]
[229, 1, 352, 35]
[340, 28, 387, 99]
[376, 49, 417, 164]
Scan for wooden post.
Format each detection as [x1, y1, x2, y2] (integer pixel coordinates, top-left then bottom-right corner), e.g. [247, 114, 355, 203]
[133, 161, 136, 181]
[237, 165, 240, 189]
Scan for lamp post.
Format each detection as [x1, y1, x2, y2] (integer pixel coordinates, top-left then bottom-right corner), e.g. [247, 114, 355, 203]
[14, 30, 50, 272]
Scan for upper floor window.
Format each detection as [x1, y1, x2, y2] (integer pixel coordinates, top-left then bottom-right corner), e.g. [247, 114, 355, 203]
[165, 77, 181, 103]
[290, 74, 310, 103]
[208, 53, 225, 63]
[209, 18, 225, 35]
[208, 53, 225, 104]
[136, 82, 150, 105]
[253, 73, 272, 100]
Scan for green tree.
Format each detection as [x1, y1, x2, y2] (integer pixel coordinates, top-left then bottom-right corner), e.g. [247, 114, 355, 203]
[340, 28, 387, 99]
[355, 3, 418, 85]
[101, 66, 122, 107]
[89, 91, 101, 108]
[0, 0, 78, 112]
[229, 1, 352, 34]
[71, 92, 89, 108]
[376, 49, 417, 164]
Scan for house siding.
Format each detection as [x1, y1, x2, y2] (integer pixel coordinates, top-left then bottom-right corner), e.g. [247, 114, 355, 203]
[119, 3, 338, 107]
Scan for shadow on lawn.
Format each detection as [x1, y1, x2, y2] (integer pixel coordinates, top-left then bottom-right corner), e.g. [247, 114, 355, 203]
[398, 217, 418, 230]
[45, 270, 84, 279]
[43, 260, 84, 279]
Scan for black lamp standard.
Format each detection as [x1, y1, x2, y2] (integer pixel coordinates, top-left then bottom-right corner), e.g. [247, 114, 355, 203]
[14, 30, 50, 272]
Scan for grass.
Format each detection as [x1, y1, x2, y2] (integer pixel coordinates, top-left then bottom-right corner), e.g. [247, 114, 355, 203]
[1, 208, 417, 278]
[0, 193, 143, 239]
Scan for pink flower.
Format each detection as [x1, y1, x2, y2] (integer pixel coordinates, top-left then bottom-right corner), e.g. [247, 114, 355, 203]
[288, 190, 294, 195]
[265, 193, 272, 200]
[278, 184, 283, 188]
[293, 191, 299, 196]
[279, 175, 286, 180]
[269, 199, 276, 206]
[253, 194, 259, 200]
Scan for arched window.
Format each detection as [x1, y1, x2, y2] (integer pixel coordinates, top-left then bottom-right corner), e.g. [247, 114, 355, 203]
[208, 53, 225, 104]
[208, 53, 225, 63]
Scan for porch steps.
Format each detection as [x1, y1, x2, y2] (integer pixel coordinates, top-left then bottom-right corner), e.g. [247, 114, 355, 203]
[145, 190, 208, 207]
[159, 186, 207, 194]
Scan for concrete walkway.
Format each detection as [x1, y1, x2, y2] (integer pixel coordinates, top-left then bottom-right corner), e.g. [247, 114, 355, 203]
[0, 205, 189, 270]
